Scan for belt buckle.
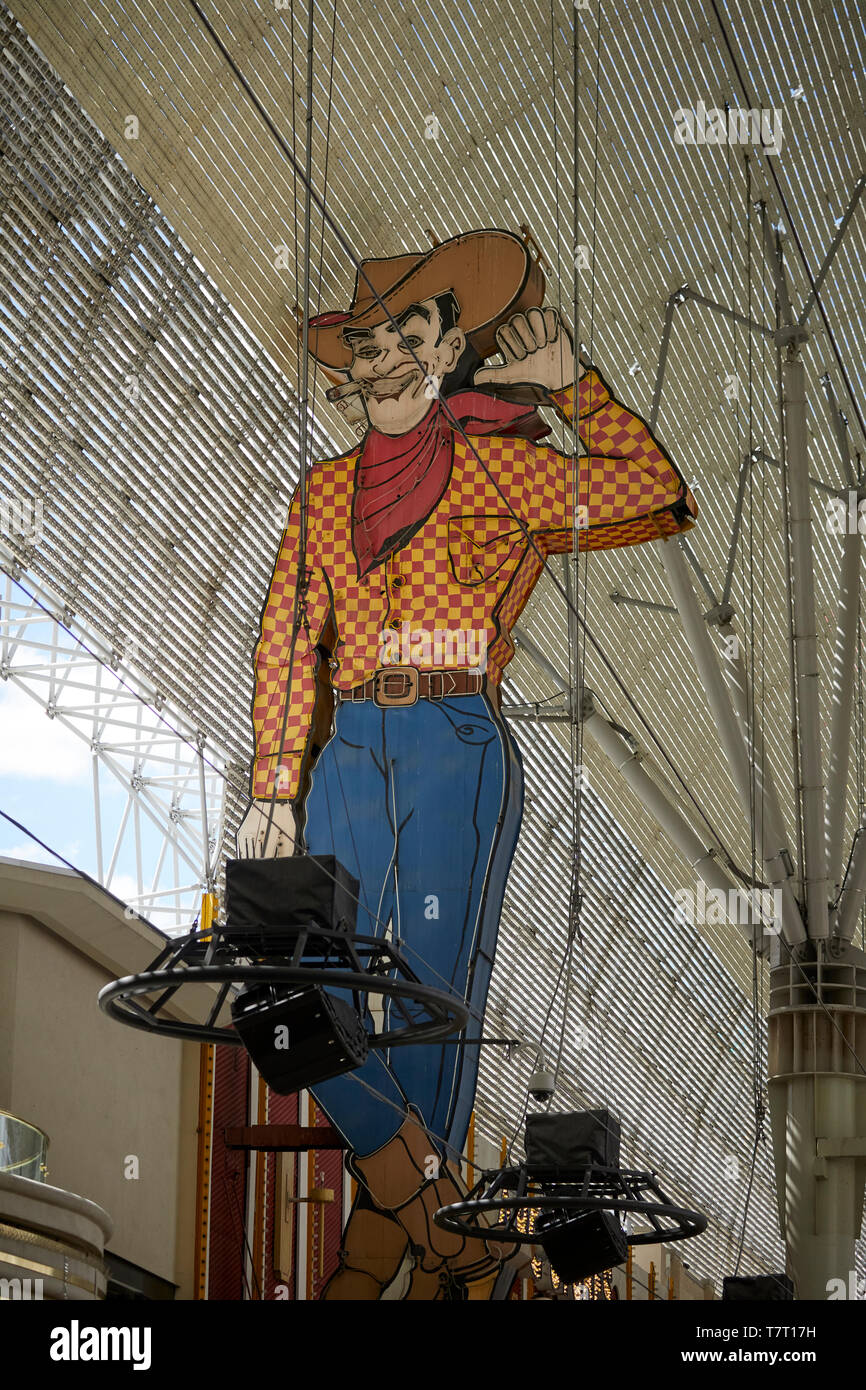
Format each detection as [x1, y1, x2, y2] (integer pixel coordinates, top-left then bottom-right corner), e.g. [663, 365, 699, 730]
[373, 667, 420, 708]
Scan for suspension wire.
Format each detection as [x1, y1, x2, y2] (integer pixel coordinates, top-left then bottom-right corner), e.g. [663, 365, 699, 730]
[0, 808, 138, 901]
[507, 0, 623, 1168]
[289, 0, 300, 385]
[260, 0, 318, 859]
[552, 0, 604, 1101]
[309, 0, 339, 417]
[737, 158, 770, 1270]
[733, 1130, 761, 1276]
[555, 0, 623, 1137]
[859, 603, 866, 947]
[346, 1070, 491, 1178]
[538, 0, 574, 1085]
[755, 162, 771, 1124]
[708, 0, 866, 451]
[773, 221, 806, 905]
[529, 0, 577, 1090]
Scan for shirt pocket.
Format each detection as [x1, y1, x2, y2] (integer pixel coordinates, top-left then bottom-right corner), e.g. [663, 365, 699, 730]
[447, 513, 525, 587]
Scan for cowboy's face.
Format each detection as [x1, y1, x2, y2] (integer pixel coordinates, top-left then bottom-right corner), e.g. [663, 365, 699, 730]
[342, 295, 465, 435]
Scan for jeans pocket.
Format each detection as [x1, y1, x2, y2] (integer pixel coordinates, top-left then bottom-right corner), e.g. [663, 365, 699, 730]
[431, 700, 498, 745]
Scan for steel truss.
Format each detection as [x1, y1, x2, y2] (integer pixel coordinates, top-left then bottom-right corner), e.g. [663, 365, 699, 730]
[0, 561, 232, 929]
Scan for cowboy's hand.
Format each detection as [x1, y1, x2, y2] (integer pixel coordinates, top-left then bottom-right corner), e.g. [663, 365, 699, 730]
[474, 308, 585, 393]
[237, 800, 296, 859]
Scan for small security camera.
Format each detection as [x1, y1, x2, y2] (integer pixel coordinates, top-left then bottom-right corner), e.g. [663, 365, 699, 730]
[528, 1069, 556, 1102]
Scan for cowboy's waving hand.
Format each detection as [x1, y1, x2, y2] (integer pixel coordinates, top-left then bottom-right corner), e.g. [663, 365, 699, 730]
[474, 307, 587, 394]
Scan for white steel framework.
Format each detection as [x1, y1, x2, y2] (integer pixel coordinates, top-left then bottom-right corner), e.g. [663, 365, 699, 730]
[0, 564, 231, 926]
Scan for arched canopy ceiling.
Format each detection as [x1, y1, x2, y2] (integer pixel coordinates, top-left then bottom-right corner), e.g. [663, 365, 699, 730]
[1, 0, 864, 1287]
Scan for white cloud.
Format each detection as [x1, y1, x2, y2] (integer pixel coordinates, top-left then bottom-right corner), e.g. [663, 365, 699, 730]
[105, 872, 140, 903]
[0, 841, 56, 864]
[0, 683, 91, 782]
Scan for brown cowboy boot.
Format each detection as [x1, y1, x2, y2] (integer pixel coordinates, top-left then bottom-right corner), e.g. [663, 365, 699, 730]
[319, 1185, 409, 1300]
[351, 1118, 513, 1287]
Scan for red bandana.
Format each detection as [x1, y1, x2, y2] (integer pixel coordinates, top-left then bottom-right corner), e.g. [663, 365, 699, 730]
[352, 391, 550, 577]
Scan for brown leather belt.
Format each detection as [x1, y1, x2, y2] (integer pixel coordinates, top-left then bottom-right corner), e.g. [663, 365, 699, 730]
[336, 667, 489, 708]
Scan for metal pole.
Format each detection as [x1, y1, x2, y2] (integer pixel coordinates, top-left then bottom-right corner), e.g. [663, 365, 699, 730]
[581, 696, 769, 951]
[783, 351, 831, 939]
[661, 540, 806, 945]
[798, 174, 865, 329]
[826, 523, 862, 902]
[717, 617, 798, 896]
[820, 373, 858, 491]
[197, 734, 212, 894]
[513, 625, 570, 697]
[837, 831, 866, 942]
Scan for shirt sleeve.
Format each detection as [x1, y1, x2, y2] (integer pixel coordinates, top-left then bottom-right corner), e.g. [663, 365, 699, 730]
[504, 367, 697, 553]
[250, 486, 332, 802]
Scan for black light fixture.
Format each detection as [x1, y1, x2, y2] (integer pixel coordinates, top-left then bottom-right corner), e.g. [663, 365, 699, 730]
[434, 1107, 708, 1277]
[99, 854, 469, 1062]
[223, 854, 360, 953]
[723, 1274, 794, 1300]
[226, 856, 368, 1090]
[525, 1109, 622, 1170]
[534, 1208, 628, 1284]
[230, 981, 368, 1092]
[526, 1110, 627, 1283]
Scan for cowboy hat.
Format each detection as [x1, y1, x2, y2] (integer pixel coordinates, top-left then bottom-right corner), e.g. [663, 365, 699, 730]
[307, 228, 546, 370]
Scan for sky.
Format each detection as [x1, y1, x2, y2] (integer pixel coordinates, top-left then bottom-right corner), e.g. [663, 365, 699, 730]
[0, 593, 195, 924]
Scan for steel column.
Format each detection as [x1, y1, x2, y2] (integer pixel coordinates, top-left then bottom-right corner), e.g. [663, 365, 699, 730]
[783, 354, 831, 939]
[581, 695, 767, 951]
[826, 523, 862, 903]
[661, 540, 806, 945]
[717, 616, 799, 910]
[837, 831, 866, 944]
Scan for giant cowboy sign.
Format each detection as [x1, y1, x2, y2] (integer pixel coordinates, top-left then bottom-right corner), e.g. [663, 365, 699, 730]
[237, 229, 697, 1298]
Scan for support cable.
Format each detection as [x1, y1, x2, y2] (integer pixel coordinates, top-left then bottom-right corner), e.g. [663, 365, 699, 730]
[260, 0, 318, 859]
[708, 0, 866, 450]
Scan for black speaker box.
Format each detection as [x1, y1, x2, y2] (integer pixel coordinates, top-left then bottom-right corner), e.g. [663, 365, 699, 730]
[224, 855, 359, 955]
[723, 1274, 794, 1301]
[535, 1208, 628, 1283]
[231, 983, 368, 1092]
[525, 1110, 621, 1174]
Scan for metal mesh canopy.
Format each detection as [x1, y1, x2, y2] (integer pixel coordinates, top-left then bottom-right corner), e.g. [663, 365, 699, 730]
[1, 0, 865, 1288]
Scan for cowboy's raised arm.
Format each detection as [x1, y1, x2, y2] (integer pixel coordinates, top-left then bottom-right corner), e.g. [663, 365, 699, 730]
[475, 307, 696, 549]
[248, 485, 332, 811]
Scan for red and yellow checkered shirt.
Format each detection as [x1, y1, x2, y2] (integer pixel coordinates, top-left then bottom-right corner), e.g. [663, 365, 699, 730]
[251, 368, 696, 800]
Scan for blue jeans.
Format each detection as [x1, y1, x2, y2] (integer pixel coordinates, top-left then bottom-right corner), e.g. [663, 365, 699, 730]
[300, 694, 523, 1158]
